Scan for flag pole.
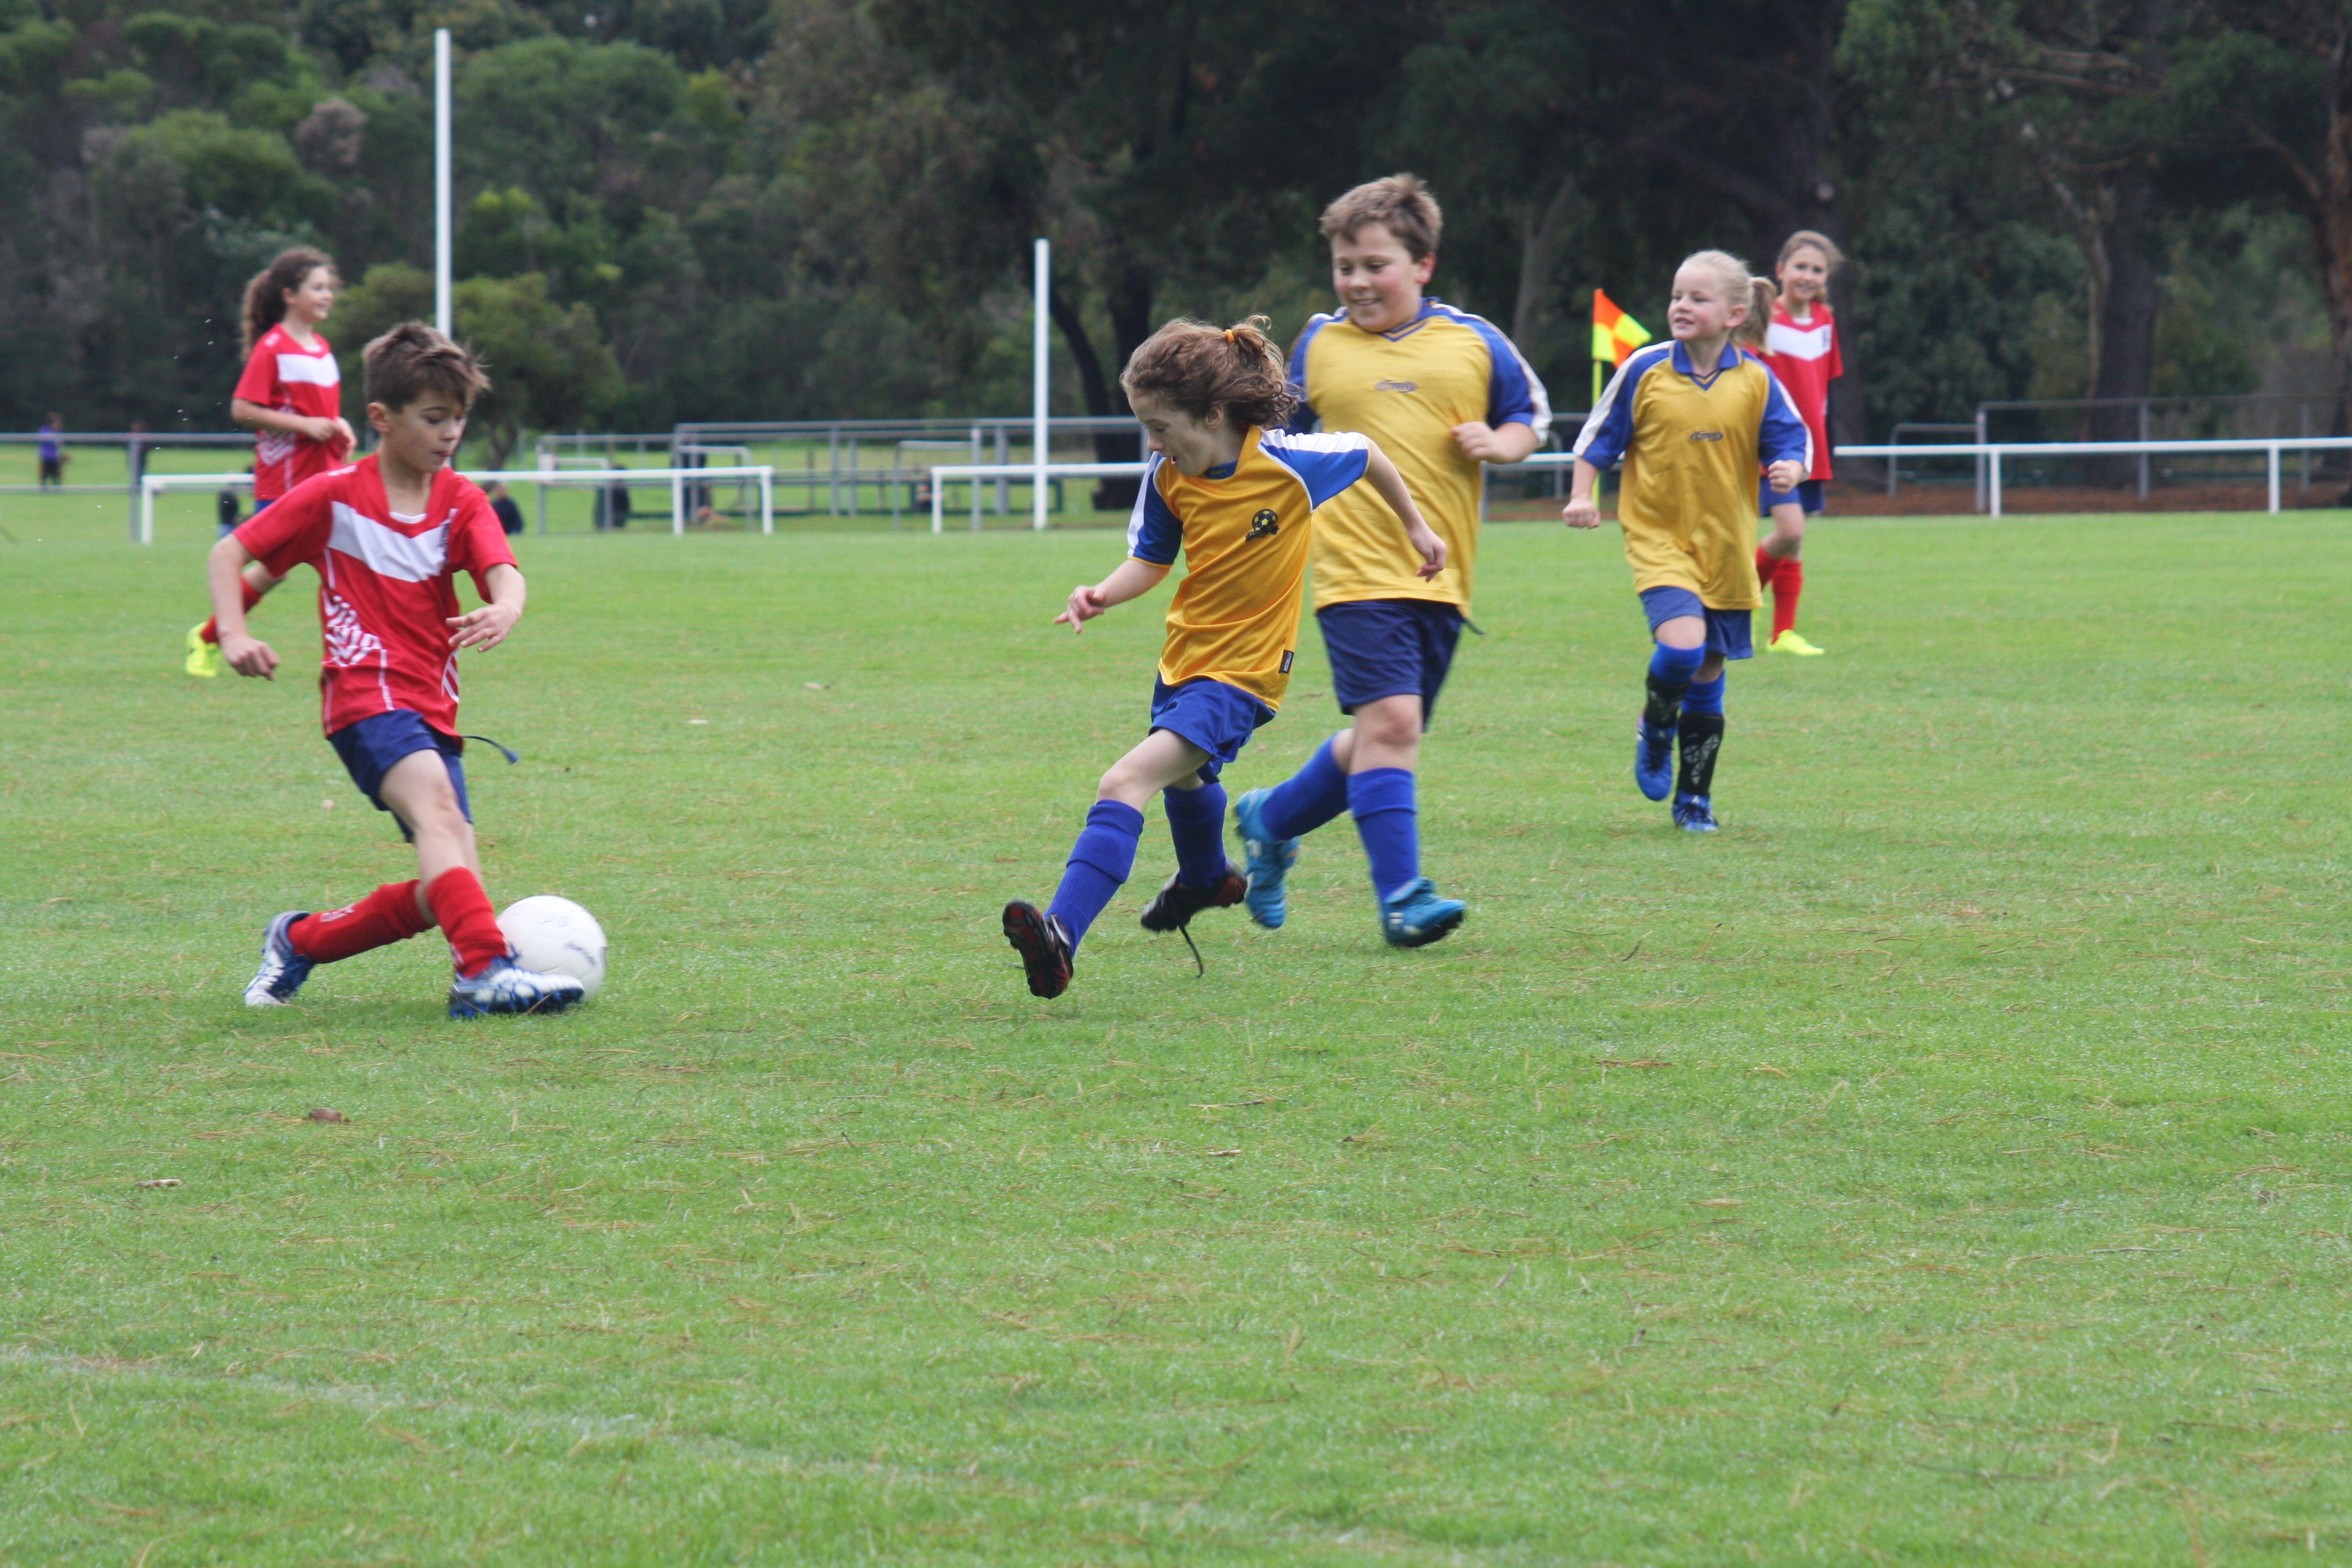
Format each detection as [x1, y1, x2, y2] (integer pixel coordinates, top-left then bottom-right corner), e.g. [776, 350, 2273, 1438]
[434, 29, 451, 336]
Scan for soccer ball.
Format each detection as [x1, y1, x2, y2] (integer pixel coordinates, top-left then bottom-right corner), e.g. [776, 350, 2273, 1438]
[497, 895, 608, 1000]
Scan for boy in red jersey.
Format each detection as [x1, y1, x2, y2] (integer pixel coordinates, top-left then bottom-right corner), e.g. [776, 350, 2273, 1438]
[207, 323, 584, 1019]
[187, 247, 356, 678]
[1754, 230, 1844, 656]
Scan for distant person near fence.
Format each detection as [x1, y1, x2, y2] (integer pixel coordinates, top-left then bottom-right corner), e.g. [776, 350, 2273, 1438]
[488, 481, 525, 537]
[36, 414, 64, 486]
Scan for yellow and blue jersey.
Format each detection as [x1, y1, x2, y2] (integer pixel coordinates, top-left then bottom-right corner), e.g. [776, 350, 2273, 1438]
[1572, 340, 1811, 609]
[1287, 298, 1547, 612]
[1127, 425, 1371, 709]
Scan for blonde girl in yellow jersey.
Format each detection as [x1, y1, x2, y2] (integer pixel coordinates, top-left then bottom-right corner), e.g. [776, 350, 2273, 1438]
[1002, 318, 1446, 999]
[1564, 252, 1811, 832]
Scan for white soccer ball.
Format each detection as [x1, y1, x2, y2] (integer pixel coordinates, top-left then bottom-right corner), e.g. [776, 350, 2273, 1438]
[497, 895, 608, 1000]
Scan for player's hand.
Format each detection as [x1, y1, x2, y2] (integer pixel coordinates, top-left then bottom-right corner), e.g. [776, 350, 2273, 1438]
[327, 416, 356, 457]
[1450, 420, 1511, 463]
[1056, 584, 1109, 632]
[220, 632, 277, 680]
[447, 601, 521, 652]
[1765, 459, 1806, 494]
[1562, 496, 1602, 529]
[1408, 523, 1447, 580]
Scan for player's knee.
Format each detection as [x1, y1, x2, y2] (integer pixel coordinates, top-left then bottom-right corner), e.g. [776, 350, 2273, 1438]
[1357, 699, 1422, 751]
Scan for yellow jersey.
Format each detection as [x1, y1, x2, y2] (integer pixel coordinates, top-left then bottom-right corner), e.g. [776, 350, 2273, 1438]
[1127, 426, 1371, 709]
[1288, 299, 1549, 612]
[1570, 340, 1812, 609]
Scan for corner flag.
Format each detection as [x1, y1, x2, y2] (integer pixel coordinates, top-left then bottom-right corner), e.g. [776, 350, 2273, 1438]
[1592, 289, 1651, 404]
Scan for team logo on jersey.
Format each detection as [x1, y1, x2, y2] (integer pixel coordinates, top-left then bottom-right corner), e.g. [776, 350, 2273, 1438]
[1688, 430, 1725, 443]
[1281, 650, 1295, 673]
[1247, 509, 1280, 540]
[1374, 379, 1420, 394]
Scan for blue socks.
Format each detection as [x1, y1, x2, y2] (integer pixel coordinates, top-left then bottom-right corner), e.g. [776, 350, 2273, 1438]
[1258, 736, 1350, 841]
[1682, 675, 1724, 716]
[1348, 767, 1419, 903]
[1046, 800, 1143, 949]
[1162, 780, 1230, 887]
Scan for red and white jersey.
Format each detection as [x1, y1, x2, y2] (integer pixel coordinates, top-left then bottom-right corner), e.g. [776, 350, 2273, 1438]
[233, 324, 346, 499]
[235, 457, 517, 737]
[1760, 301, 1841, 482]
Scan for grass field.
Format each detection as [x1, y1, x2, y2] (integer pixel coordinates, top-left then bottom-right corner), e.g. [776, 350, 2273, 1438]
[3, 495, 2348, 1566]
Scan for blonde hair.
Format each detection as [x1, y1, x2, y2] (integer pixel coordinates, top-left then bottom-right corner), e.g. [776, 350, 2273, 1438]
[1319, 174, 1442, 261]
[1120, 316, 1299, 431]
[1683, 250, 1775, 347]
[1776, 229, 1846, 273]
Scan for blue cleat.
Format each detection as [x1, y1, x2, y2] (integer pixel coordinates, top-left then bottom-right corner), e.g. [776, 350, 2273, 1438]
[1379, 877, 1466, 949]
[448, 954, 586, 1019]
[243, 910, 315, 1006]
[1673, 795, 1720, 833]
[1231, 787, 1299, 929]
[1635, 717, 1675, 802]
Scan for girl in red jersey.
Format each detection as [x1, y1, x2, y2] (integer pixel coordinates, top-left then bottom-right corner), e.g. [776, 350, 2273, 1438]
[1754, 230, 1844, 657]
[186, 247, 356, 677]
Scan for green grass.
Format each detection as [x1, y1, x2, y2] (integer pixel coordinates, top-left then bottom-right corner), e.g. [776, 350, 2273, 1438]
[2, 495, 2348, 1565]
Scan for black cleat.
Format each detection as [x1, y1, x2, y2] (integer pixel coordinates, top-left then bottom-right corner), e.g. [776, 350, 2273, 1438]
[1137, 864, 1247, 933]
[1002, 900, 1074, 999]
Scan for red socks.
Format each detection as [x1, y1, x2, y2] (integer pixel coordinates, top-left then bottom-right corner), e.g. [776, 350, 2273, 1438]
[1754, 546, 1782, 591]
[289, 880, 431, 964]
[1771, 558, 1805, 639]
[425, 867, 509, 976]
[198, 581, 265, 645]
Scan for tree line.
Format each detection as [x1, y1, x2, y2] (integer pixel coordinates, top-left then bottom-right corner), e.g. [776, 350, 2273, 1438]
[2, 0, 2345, 469]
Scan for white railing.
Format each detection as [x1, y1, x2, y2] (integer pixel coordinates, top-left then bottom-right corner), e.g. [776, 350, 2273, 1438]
[927, 461, 1146, 533]
[138, 466, 775, 543]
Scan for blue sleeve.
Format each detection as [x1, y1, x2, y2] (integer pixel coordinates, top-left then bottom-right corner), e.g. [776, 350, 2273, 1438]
[1260, 430, 1370, 508]
[1125, 456, 1183, 564]
[1572, 349, 1658, 470]
[1753, 357, 1814, 471]
[1454, 310, 1550, 437]
[1284, 316, 1332, 434]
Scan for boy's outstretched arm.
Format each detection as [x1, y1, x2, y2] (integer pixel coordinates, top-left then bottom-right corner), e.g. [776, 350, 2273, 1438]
[206, 534, 278, 679]
[1562, 459, 1605, 529]
[1451, 419, 1543, 465]
[448, 563, 526, 652]
[1057, 558, 1169, 633]
[1362, 444, 1447, 580]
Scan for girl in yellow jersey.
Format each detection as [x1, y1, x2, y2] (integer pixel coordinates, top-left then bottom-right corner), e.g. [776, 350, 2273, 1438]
[1002, 317, 1446, 999]
[1564, 252, 1811, 832]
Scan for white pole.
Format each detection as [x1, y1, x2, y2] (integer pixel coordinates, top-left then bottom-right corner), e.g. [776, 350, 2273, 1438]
[2269, 444, 2281, 514]
[1989, 448, 2003, 518]
[434, 30, 452, 336]
[761, 469, 773, 535]
[1033, 237, 1050, 531]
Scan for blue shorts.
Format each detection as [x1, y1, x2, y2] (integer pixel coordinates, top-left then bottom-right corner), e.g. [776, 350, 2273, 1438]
[1760, 479, 1823, 515]
[328, 710, 471, 841]
[1316, 598, 1466, 724]
[1639, 586, 1754, 662]
[1150, 678, 1274, 783]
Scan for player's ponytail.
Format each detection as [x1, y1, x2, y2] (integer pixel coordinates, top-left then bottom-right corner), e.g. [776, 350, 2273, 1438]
[1120, 315, 1301, 433]
[1735, 277, 1775, 351]
[241, 246, 336, 358]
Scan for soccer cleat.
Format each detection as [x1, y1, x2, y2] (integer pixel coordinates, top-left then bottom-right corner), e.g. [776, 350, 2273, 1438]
[446, 954, 587, 1019]
[1379, 877, 1466, 949]
[185, 623, 222, 679]
[1673, 795, 1720, 833]
[1230, 787, 1299, 929]
[1139, 864, 1245, 933]
[244, 911, 316, 1006]
[1635, 717, 1676, 801]
[1769, 629, 1826, 656]
[1001, 900, 1074, 999]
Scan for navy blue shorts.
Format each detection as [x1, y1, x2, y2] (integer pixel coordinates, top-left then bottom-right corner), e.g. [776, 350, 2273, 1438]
[1639, 586, 1754, 662]
[1316, 598, 1466, 723]
[1150, 678, 1274, 783]
[1759, 478, 1823, 515]
[328, 710, 471, 841]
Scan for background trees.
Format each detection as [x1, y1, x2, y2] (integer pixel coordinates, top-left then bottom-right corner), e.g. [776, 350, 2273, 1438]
[0, 0, 2334, 445]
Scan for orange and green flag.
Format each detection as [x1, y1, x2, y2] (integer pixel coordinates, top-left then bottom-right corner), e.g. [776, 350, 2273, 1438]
[1591, 289, 1652, 403]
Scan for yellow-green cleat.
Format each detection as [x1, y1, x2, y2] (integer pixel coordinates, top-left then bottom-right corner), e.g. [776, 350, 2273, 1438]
[184, 623, 223, 678]
[1768, 629, 1826, 657]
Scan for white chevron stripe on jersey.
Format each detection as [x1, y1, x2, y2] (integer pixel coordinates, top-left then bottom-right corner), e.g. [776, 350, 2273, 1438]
[329, 500, 449, 583]
[1765, 321, 1835, 362]
[275, 351, 341, 387]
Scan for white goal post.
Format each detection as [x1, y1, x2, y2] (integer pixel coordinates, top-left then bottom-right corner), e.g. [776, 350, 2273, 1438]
[139, 466, 776, 543]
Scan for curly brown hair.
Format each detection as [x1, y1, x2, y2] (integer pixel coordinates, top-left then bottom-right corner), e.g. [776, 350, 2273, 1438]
[1119, 316, 1299, 432]
[240, 246, 337, 357]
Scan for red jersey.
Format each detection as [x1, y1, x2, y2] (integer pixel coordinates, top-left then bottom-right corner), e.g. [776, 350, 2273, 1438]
[234, 457, 517, 737]
[1760, 301, 1841, 482]
[233, 324, 346, 500]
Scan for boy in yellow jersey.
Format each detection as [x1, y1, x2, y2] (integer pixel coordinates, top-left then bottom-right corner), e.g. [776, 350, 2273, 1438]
[1001, 318, 1445, 999]
[1564, 251, 1811, 832]
[1234, 175, 1549, 947]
